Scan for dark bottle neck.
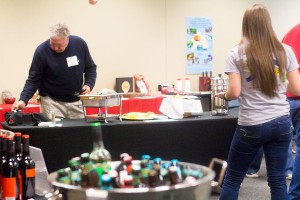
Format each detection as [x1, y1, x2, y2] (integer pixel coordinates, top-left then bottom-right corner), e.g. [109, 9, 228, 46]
[91, 123, 105, 148]
[22, 136, 30, 157]
[7, 138, 16, 159]
[1, 137, 7, 157]
[14, 135, 22, 154]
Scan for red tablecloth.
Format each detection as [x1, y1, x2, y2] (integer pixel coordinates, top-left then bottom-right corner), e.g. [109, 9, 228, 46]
[85, 96, 164, 115]
[0, 103, 40, 129]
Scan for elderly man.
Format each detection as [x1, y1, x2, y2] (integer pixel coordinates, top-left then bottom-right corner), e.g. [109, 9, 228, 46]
[13, 23, 97, 119]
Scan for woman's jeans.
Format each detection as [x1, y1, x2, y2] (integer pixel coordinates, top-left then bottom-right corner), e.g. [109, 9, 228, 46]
[288, 98, 300, 200]
[220, 115, 292, 200]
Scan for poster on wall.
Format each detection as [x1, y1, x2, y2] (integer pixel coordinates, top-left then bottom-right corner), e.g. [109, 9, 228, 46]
[186, 17, 213, 74]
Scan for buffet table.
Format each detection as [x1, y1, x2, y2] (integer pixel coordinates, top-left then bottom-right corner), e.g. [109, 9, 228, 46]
[2, 108, 238, 173]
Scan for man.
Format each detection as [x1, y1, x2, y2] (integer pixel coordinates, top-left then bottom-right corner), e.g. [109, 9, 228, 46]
[12, 23, 97, 119]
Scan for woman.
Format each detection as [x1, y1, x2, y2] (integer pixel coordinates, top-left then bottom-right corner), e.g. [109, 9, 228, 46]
[217, 4, 300, 200]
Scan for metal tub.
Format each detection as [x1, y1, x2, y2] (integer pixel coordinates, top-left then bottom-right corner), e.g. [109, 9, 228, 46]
[48, 161, 215, 200]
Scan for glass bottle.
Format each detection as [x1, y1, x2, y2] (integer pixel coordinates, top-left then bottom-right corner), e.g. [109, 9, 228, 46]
[108, 170, 119, 188]
[68, 159, 81, 186]
[57, 168, 71, 185]
[140, 159, 150, 187]
[116, 153, 129, 187]
[0, 134, 8, 198]
[14, 132, 22, 163]
[124, 155, 133, 174]
[2, 136, 20, 200]
[80, 152, 93, 188]
[101, 174, 113, 190]
[169, 166, 182, 185]
[148, 169, 159, 188]
[1, 134, 8, 165]
[89, 122, 111, 166]
[152, 157, 163, 185]
[160, 162, 170, 186]
[131, 164, 141, 188]
[170, 159, 182, 180]
[81, 152, 93, 173]
[20, 134, 35, 200]
[123, 175, 134, 188]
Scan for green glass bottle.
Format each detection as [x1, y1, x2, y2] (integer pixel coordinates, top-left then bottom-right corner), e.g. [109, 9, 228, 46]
[131, 165, 141, 188]
[57, 168, 71, 184]
[68, 159, 81, 186]
[89, 122, 111, 168]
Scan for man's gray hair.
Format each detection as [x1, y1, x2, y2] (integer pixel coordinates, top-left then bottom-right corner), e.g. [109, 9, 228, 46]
[50, 23, 70, 38]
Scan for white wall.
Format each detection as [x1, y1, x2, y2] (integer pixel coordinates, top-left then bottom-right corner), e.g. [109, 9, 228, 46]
[1, 0, 300, 102]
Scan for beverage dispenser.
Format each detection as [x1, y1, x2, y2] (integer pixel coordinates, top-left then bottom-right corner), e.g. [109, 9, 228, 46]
[211, 74, 228, 115]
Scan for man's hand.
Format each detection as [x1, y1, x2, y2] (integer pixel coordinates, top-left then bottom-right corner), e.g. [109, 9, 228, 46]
[81, 85, 91, 94]
[12, 100, 26, 111]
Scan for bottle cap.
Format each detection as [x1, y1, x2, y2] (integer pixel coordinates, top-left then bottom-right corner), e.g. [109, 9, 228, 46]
[14, 132, 22, 136]
[101, 174, 112, 183]
[22, 134, 30, 139]
[141, 154, 151, 160]
[124, 155, 132, 163]
[153, 157, 162, 164]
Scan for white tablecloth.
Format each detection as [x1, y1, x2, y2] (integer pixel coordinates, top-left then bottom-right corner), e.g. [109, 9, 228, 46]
[159, 97, 203, 119]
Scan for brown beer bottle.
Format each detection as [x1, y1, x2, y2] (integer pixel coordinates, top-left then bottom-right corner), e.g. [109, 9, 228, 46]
[20, 134, 36, 200]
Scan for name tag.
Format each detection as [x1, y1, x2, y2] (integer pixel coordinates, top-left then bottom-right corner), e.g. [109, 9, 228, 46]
[66, 56, 79, 67]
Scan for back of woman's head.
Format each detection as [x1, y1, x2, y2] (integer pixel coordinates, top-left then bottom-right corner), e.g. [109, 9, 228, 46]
[241, 4, 287, 97]
[242, 4, 274, 43]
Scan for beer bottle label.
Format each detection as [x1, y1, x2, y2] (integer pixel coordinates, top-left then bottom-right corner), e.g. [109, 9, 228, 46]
[2, 177, 17, 199]
[26, 168, 36, 178]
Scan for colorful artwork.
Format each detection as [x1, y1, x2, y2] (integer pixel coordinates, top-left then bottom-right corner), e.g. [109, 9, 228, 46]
[186, 17, 213, 74]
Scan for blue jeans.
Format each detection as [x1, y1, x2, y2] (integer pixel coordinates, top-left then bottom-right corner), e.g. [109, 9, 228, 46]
[288, 98, 300, 200]
[220, 115, 292, 200]
[247, 140, 294, 176]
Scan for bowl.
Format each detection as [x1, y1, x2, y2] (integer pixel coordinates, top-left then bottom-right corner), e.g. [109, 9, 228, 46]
[4, 97, 16, 104]
[48, 160, 215, 200]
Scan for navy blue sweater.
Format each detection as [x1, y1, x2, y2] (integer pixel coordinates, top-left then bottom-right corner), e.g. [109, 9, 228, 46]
[20, 35, 97, 104]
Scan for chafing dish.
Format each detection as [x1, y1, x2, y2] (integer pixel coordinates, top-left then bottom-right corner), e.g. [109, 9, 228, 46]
[80, 93, 123, 123]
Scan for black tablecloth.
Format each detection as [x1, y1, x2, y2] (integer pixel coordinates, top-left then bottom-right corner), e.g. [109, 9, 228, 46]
[2, 109, 238, 173]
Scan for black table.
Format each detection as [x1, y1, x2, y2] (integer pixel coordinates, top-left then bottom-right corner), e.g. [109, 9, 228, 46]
[2, 109, 238, 173]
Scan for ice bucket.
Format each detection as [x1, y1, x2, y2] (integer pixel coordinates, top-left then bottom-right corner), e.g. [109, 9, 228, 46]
[48, 160, 215, 200]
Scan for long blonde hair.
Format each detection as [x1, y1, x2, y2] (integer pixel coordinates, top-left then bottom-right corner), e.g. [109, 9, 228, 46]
[241, 4, 287, 97]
